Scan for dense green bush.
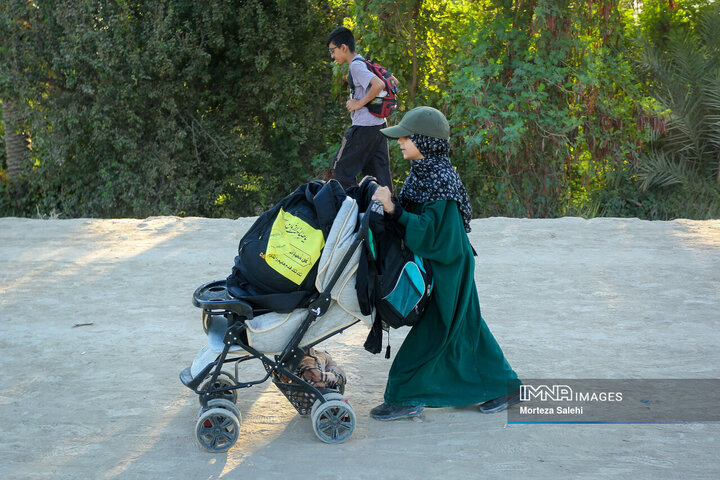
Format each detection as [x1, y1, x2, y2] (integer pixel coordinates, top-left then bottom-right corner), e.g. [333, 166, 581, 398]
[442, 1, 647, 218]
[1, 0, 346, 218]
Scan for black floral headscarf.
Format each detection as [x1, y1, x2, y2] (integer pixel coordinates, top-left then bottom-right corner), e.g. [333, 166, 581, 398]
[400, 134, 473, 232]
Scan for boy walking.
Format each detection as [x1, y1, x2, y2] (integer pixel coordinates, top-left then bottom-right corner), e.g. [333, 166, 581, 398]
[326, 27, 393, 191]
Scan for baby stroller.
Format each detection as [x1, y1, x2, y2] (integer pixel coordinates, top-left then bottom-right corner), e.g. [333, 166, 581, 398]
[179, 190, 373, 452]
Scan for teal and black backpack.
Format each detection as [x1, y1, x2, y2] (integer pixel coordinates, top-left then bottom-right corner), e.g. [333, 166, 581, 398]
[370, 226, 433, 329]
[355, 195, 434, 330]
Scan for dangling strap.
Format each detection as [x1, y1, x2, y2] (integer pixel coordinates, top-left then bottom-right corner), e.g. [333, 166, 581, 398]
[347, 57, 364, 98]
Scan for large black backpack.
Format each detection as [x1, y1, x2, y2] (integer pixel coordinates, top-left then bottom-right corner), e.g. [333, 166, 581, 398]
[226, 180, 346, 313]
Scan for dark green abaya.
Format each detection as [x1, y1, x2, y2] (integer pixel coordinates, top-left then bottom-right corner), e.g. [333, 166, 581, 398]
[384, 200, 521, 407]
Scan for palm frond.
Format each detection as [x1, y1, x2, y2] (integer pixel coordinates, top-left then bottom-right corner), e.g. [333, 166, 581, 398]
[704, 73, 720, 153]
[637, 148, 691, 191]
[697, 4, 720, 66]
[634, 5, 720, 187]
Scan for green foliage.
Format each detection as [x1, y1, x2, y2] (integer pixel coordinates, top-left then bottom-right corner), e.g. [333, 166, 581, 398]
[0, 0, 344, 218]
[349, 0, 457, 107]
[634, 0, 705, 47]
[442, 1, 646, 217]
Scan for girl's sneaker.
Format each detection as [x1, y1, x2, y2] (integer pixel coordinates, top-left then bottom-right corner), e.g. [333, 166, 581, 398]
[477, 388, 521, 413]
[370, 403, 424, 421]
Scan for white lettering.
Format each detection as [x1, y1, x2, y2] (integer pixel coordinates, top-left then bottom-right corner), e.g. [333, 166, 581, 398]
[556, 406, 584, 415]
[575, 391, 624, 402]
[520, 385, 573, 402]
[519, 406, 555, 415]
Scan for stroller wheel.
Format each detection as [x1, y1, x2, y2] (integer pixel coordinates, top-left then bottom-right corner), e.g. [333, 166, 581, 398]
[198, 398, 242, 423]
[195, 407, 241, 452]
[310, 392, 348, 420]
[311, 399, 356, 444]
[198, 371, 238, 405]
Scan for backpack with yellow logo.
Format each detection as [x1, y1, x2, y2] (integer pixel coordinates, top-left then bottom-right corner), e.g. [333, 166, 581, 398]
[226, 180, 346, 313]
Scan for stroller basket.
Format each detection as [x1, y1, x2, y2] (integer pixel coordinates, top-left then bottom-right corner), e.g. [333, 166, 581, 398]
[275, 379, 317, 416]
[264, 362, 345, 416]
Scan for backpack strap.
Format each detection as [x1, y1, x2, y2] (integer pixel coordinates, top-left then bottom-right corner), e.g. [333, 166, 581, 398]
[347, 56, 365, 98]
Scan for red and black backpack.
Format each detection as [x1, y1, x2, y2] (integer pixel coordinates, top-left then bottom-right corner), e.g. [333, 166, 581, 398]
[348, 57, 398, 118]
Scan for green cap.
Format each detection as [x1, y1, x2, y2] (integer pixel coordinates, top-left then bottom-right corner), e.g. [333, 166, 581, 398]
[380, 106, 450, 140]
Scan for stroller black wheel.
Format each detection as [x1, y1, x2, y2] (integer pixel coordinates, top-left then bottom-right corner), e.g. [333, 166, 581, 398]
[198, 398, 242, 422]
[199, 372, 237, 405]
[195, 407, 240, 452]
[311, 399, 356, 444]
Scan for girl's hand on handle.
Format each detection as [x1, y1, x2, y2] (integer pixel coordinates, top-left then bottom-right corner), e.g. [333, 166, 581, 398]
[372, 186, 395, 215]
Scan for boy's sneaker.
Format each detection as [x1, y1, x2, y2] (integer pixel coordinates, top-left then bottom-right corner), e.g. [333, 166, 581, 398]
[478, 388, 521, 414]
[370, 403, 424, 421]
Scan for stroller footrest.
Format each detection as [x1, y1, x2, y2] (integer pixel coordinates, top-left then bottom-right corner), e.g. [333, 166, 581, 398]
[180, 362, 214, 390]
[179, 367, 195, 388]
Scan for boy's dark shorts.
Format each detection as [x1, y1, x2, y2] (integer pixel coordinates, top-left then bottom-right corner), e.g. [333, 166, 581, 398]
[332, 124, 392, 191]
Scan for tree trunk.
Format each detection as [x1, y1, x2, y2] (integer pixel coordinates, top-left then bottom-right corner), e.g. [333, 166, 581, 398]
[407, 0, 423, 104]
[2, 99, 31, 180]
[409, 26, 418, 104]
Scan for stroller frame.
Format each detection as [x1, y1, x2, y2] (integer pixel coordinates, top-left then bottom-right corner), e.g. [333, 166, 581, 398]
[180, 213, 368, 451]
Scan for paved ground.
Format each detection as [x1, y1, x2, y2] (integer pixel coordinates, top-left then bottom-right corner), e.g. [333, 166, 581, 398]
[0, 216, 718, 479]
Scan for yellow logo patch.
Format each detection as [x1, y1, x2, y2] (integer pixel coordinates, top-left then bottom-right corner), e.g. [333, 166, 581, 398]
[264, 208, 325, 285]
